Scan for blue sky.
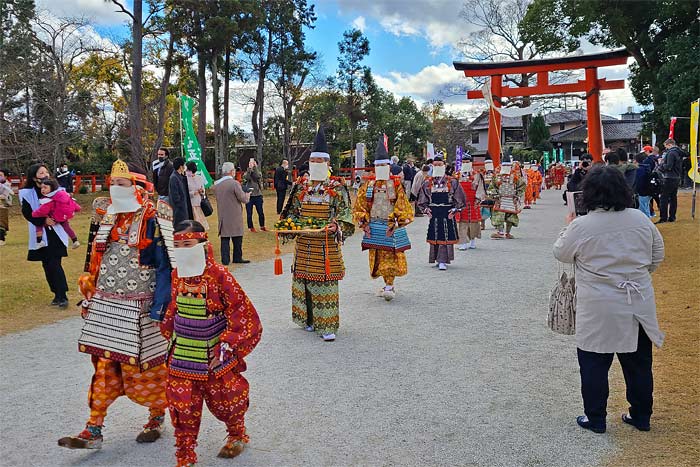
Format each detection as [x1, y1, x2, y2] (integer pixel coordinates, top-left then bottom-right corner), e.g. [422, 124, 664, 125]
[308, 1, 456, 77]
[37, 0, 639, 129]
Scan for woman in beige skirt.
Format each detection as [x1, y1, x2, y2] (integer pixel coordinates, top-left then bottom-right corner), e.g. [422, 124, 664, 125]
[185, 161, 210, 230]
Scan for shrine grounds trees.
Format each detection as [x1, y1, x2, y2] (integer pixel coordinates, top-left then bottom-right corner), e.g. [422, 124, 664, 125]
[527, 115, 551, 153]
[1, 2, 438, 176]
[521, 0, 700, 142]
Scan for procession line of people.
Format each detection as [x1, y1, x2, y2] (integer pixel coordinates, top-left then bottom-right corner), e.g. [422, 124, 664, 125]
[14, 131, 652, 467]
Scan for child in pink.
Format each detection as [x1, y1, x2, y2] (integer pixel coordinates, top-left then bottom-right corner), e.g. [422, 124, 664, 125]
[32, 178, 81, 249]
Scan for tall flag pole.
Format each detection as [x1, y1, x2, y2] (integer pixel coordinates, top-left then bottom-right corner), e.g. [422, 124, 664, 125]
[179, 93, 213, 188]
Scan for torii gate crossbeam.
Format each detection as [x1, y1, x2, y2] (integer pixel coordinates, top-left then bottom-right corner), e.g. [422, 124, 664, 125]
[454, 49, 631, 166]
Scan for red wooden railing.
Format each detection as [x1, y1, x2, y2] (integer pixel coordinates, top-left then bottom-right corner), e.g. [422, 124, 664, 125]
[8, 167, 376, 194]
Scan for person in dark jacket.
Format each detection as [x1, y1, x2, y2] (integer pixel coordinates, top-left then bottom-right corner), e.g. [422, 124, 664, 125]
[152, 147, 174, 200]
[169, 157, 193, 226]
[610, 148, 639, 191]
[656, 138, 683, 223]
[274, 159, 291, 215]
[634, 152, 654, 218]
[55, 163, 74, 193]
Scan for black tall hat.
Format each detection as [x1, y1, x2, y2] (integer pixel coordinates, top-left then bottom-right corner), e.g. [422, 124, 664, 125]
[310, 125, 330, 159]
[374, 134, 390, 164]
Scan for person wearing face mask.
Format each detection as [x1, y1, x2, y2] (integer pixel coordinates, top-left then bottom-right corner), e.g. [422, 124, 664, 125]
[152, 147, 174, 200]
[58, 160, 172, 450]
[353, 135, 414, 301]
[55, 162, 74, 193]
[160, 220, 262, 466]
[19, 163, 70, 306]
[488, 162, 527, 239]
[417, 154, 466, 271]
[0, 168, 12, 246]
[284, 126, 354, 341]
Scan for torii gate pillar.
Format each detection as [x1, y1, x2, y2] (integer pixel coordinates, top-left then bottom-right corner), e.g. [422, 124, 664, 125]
[584, 67, 603, 160]
[487, 75, 502, 163]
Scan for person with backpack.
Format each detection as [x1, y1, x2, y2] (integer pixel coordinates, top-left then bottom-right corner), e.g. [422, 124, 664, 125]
[634, 152, 654, 218]
[656, 138, 684, 223]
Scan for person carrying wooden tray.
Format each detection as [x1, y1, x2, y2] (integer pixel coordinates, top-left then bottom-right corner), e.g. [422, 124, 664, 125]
[284, 126, 354, 342]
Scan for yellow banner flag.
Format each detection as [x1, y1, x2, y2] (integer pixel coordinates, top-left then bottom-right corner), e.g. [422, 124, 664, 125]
[690, 99, 700, 183]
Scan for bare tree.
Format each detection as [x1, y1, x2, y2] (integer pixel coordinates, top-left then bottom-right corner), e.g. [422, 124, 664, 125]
[107, 0, 146, 171]
[31, 14, 99, 168]
[454, 0, 575, 141]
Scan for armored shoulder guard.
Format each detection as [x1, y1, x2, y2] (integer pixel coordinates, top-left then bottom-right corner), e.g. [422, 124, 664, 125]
[155, 200, 177, 269]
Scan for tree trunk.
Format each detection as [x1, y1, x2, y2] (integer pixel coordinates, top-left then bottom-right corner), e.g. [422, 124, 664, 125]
[222, 45, 231, 171]
[283, 98, 292, 162]
[151, 33, 175, 171]
[211, 53, 222, 174]
[256, 67, 264, 164]
[197, 51, 207, 161]
[129, 0, 145, 172]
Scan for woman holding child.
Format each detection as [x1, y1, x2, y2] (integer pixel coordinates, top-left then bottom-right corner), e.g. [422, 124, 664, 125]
[18, 163, 70, 308]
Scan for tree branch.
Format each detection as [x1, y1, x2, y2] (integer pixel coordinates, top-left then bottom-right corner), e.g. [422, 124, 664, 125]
[110, 0, 135, 21]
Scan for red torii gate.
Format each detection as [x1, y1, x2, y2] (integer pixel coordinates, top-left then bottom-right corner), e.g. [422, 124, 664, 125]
[454, 49, 631, 166]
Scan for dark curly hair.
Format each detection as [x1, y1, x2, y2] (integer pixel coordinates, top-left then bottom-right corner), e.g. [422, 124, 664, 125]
[580, 165, 633, 212]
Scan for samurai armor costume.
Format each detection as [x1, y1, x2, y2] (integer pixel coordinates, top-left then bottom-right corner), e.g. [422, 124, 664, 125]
[354, 178, 413, 285]
[76, 201, 172, 431]
[287, 176, 354, 335]
[456, 176, 485, 241]
[417, 176, 466, 264]
[489, 172, 526, 229]
[78, 201, 172, 368]
[62, 160, 173, 448]
[161, 239, 262, 466]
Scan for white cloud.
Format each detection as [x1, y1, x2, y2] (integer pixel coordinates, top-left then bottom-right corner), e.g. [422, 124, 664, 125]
[36, 0, 130, 26]
[351, 16, 367, 32]
[374, 63, 465, 98]
[337, 0, 466, 50]
[373, 62, 484, 119]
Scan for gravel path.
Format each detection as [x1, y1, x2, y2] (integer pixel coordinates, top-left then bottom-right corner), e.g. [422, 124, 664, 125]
[0, 189, 617, 467]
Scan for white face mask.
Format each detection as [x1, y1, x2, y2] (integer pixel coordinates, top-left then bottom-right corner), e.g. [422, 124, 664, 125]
[432, 165, 446, 178]
[309, 161, 329, 181]
[109, 185, 141, 213]
[173, 242, 207, 278]
[374, 165, 390, 180]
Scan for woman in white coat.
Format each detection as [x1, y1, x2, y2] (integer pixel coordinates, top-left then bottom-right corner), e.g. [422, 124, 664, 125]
[185, 161, 209, 230]
[553, 165, 665, 434]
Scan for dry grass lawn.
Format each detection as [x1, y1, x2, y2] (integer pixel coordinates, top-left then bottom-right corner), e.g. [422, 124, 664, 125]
[0, 191, 293, 335]
[606, 192, 700, 467]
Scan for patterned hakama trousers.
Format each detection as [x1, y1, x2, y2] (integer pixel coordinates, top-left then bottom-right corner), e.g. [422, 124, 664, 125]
[87, 356, 168, 426]
[291, 278, 339, 335]
[369, 249, 408, 285]
[167, 371, 250, 465]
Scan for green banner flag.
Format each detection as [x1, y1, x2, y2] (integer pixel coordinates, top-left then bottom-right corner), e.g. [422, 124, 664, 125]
[180, 94, 213, 188]
[543, 150, 550, 170]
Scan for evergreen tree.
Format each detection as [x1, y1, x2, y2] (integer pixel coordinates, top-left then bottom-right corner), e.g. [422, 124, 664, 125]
[528, 114, 551, 152]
